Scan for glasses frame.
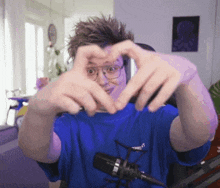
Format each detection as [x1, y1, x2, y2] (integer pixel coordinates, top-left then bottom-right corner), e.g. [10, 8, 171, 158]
[87, 64, 125, 81]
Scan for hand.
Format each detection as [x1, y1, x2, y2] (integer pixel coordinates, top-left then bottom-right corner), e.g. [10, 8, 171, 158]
[29, 45, 117, 116]
[106, 40, 197, 112]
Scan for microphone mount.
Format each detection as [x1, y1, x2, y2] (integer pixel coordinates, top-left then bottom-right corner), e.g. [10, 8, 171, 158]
[93, 140, 168, 188]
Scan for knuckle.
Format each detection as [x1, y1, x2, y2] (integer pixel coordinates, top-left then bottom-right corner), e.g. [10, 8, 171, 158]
[70, 106, 81, 114]
[76, 46, 87, 55]
[124, 40, 133, 46]
[142, 86, 154, 95]
[89, 81, 99, 92]
[174, 71, 181, 80]
[92, 44, 100, 51]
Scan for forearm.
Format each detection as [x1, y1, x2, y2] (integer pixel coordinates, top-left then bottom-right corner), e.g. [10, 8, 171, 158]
[18, 104, 56, 161]
[175, 73, 218, 144]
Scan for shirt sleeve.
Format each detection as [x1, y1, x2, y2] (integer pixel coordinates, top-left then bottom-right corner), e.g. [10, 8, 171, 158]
[154, 104, 211, 166]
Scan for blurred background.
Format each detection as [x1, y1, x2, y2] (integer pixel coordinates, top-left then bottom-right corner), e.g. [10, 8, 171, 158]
[0, 0, 220, 187]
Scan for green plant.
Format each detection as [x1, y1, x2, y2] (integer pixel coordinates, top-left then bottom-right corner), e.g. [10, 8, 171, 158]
[209, 80, 220, 114]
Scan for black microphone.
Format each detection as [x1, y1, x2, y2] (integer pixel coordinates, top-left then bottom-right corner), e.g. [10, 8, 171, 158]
[93, 152, 168, 188]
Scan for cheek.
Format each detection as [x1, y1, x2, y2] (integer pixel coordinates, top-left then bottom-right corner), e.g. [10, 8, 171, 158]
[119, 69, 127, 85]
[110, 69, 127, 87]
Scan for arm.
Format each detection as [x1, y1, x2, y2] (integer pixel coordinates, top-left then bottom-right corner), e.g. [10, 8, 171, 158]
[105, 40, 218, 153]
[170, 73, 218, 152]
[18, 45, 116, 163]
[18, 105, 61, 163]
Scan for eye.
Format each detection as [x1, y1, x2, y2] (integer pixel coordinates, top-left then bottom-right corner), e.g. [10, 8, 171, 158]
[87, 68, 96, 75]
[106, 65, 119, 73]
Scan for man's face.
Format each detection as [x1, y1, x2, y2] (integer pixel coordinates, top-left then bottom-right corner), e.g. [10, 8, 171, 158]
[86, 46, 127, 110]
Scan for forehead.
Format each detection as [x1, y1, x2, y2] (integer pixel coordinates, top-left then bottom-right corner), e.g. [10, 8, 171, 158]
[87, 45, 123, 66]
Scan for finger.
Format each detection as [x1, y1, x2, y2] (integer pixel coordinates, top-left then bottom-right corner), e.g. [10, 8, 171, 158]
[68, 81, 117, 115]
[106, 40, 153, 68]
[89, 82, 117, 114]
[147, 78, 179, 112]
[56, 97, 82, 115]
[72, 45, 108, 73]
[63, 86, 98, 116]
[115, 65, 156, 110]
[75, 94, 98, 117]
[135, 71, 168, 111]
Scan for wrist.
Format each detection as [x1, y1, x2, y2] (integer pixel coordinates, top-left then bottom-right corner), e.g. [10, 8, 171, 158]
[28, 97, 58, 118]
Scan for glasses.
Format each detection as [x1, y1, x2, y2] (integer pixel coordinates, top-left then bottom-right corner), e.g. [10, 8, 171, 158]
[86, 64, 124, 81]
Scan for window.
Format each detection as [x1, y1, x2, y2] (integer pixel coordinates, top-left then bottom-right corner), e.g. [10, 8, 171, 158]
[130, 58, 137, 78]
[25, 22, 44, 95]
[0, 5, 6, 125]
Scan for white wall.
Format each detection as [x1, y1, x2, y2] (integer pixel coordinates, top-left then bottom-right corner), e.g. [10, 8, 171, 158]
[65, 0, 114, 37]
[64, 0, 114, 65]
[211, 0, 220, 85]
[115, 0, 220, 88]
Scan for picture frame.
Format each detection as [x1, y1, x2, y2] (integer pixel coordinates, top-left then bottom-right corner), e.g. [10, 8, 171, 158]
[172, 16, 200, 52]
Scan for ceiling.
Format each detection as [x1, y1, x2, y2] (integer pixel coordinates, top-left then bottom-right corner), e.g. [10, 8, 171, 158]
[34, 0, 75, 17]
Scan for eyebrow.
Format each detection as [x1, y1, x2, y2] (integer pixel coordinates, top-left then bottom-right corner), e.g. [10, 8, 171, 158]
[88, 59, 121, 65]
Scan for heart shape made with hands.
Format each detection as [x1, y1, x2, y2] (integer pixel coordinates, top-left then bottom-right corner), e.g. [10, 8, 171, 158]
[72, 40, 197, 113]
[104, 40, 197, 112]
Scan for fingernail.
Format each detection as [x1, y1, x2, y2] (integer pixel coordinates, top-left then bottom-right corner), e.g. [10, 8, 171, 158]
[136, 105, 143, 111]
[88, 111, 95, 117]
[110, 109, 117, 114]
[148, 106, 155, 112]
[116, 101, 124, 110]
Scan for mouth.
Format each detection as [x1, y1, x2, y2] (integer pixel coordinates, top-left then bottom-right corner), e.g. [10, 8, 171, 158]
[105, 88, 114, 94]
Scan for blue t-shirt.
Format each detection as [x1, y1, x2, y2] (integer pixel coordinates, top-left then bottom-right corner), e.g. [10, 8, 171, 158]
[38, 104, 211, 187]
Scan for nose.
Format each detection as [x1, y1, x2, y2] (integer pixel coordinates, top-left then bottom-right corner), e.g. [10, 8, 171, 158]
[96, 69, 109, 86]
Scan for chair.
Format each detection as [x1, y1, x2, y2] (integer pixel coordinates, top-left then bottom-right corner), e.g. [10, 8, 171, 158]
[135, 43, 177, 108]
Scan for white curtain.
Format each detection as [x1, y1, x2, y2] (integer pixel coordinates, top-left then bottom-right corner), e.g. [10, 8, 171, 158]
[0, 0, 6, 124]
[0, 0, 25, 124]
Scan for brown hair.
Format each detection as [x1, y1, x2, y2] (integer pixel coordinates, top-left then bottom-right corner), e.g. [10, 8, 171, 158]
[68, 15, 134, 60]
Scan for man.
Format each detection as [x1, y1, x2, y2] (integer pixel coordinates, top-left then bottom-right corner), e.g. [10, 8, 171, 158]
[18, 15, 218, 187]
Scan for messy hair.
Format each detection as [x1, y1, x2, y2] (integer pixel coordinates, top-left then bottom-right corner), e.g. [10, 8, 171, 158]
[68, 15, 134, 64]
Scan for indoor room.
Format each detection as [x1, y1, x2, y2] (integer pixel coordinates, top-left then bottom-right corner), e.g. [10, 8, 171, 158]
[0, 0, 220, 187]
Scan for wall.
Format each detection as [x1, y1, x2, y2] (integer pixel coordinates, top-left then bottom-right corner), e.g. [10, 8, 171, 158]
[64, 0, 114, 65]
[211, 0, 220, 85]
[115, 0, 219, 88]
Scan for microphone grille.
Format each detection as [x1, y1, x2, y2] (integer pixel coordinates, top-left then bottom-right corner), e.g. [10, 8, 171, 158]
[93, 152, 117, 175]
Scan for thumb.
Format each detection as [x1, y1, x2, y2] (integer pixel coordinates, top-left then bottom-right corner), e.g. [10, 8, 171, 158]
[71, 45, 109, 74]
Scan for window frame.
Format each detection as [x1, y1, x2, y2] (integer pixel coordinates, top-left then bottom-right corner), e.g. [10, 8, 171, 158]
[25, 18, 45, 95]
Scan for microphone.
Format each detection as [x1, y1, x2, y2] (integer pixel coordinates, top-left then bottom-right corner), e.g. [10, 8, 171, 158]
[93, 152, 168, 188]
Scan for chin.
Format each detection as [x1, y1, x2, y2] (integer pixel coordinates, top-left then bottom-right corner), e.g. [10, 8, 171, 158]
[110, 89, 122, 102]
